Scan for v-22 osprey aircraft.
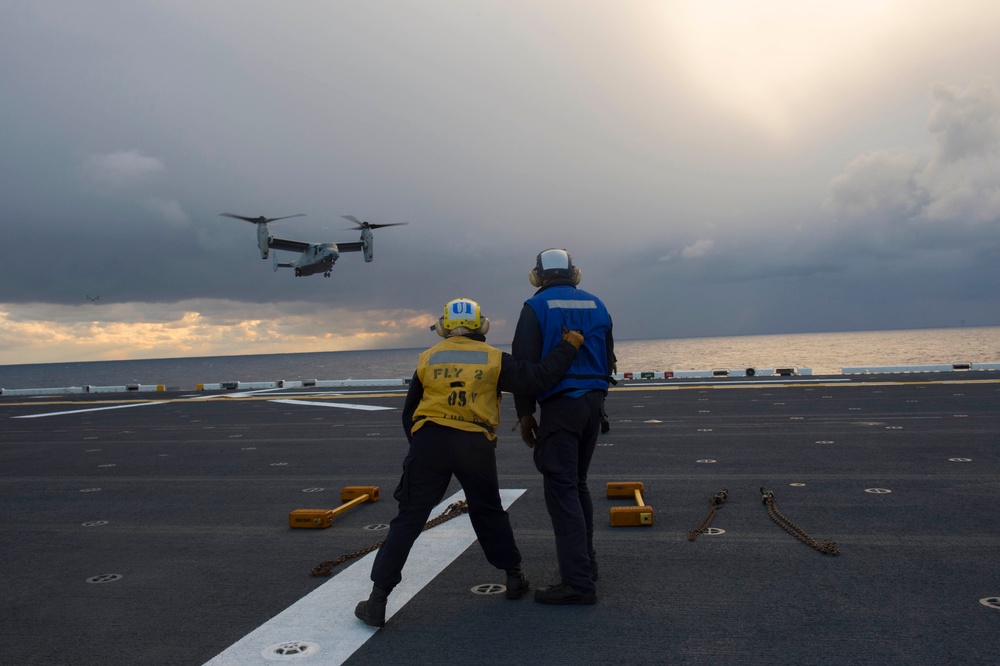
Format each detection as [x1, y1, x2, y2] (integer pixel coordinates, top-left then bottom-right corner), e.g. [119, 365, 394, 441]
[219, 213, 406, 277]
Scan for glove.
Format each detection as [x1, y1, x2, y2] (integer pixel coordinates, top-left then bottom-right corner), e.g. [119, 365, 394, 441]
[518, 414, 538, 448]
[561, 326, 584, 349]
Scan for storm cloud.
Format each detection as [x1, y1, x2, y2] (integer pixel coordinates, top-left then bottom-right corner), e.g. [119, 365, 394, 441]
[2, 1, 999, 364]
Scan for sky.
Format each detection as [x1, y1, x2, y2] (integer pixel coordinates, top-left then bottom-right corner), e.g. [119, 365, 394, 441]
[2, 1, 1000, 365]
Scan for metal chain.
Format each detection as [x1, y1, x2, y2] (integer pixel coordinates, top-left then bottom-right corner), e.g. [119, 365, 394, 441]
[688, 489, 728, 541]
[310, 500, 470, 577]
[759, 488, 839, 556]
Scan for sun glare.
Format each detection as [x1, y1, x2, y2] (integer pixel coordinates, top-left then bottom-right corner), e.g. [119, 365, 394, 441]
[664, 0, 894, 136]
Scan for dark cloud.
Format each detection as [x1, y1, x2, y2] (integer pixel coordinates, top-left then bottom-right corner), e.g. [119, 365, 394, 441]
[2, 3, 1000, 363]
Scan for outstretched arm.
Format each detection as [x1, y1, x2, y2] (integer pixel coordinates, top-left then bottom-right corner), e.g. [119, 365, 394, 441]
[498, 328, 583, 396]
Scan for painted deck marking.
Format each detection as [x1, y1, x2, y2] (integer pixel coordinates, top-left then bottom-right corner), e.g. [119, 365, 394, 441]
[13, 401, 168, 419]
[203, 488, 525, 666]
[269, 399, 394, 411]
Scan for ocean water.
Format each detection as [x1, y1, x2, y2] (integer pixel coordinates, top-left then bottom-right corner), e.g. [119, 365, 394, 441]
[2, 327, 999, 390]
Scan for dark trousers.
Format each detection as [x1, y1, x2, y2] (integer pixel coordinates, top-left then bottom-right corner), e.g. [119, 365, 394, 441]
[533, 391, 602, 593]
[370, 423, 521, 590]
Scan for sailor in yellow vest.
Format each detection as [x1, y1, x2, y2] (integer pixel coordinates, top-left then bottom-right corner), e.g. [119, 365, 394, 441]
[356, 297, 585, 627]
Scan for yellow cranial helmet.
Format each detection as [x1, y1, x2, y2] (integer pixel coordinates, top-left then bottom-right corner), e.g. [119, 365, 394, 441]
[442, 298, 482, 330]
[433, 298, 490, 337]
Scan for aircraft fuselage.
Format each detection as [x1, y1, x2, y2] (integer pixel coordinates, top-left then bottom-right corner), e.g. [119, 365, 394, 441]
[291, 243, 339, 277]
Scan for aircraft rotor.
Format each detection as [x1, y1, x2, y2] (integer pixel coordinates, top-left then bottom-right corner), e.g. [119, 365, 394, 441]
[341, 215, 408, 230]
[219, 213, 306, 224]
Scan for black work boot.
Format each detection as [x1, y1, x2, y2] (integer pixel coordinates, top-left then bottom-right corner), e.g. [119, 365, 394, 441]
[355, 585, 390, 627]
[505, 567, 530, 600]
[534, 582, 597, 605]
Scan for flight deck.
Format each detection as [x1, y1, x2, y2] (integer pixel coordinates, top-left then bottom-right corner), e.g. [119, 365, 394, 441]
[1, 372, 998, 665]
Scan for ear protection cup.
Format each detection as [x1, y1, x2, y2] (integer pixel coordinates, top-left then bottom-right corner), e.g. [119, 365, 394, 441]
[571, 267, 581, 285]
[479, 317, 490, 335]
[434, 317, 447, 337]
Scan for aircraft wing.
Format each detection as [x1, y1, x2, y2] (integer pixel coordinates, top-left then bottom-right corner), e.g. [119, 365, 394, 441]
[337, 242, 365, 253]
[269, 237, 310, 253]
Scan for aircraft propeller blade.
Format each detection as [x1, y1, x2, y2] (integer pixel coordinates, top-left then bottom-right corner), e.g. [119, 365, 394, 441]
[341, 215, 408, 230]
[220, 213, 306, 224]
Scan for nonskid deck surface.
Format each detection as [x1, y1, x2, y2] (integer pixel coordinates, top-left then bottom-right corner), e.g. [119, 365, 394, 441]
[1, 373, 998, 665]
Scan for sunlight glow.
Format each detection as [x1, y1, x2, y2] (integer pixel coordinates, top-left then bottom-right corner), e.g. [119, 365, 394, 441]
[663, 0, 894, 136]
[0, 303, 439, 365]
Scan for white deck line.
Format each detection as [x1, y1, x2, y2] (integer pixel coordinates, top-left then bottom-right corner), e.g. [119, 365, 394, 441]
[204, 488, 525, 666]
[269, 398, 395, 411]
[12, 401, 169, 418]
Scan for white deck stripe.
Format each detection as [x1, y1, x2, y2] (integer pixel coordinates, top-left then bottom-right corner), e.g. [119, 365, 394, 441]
[269, 399, 395, 411]
[204, 488, 525, 665]
[12, 401, 169, 419]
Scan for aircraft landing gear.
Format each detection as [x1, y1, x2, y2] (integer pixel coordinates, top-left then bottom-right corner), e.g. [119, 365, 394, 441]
[324, 271, 331, 277]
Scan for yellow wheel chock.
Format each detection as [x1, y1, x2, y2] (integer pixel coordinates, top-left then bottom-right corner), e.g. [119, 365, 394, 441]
[607, 481, 654, 527]
[289, 485, 381, 529]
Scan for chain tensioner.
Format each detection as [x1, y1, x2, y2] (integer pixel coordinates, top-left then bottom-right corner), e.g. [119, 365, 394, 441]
[688, 489, 728, 541]
[760, 488, 839, 556]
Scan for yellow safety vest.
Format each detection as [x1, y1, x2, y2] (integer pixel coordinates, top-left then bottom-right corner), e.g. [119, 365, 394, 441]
[411, 336, 503, 440]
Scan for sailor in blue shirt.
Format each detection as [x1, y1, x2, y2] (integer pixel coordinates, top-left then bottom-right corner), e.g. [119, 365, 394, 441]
[512, 249, 616, 605]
